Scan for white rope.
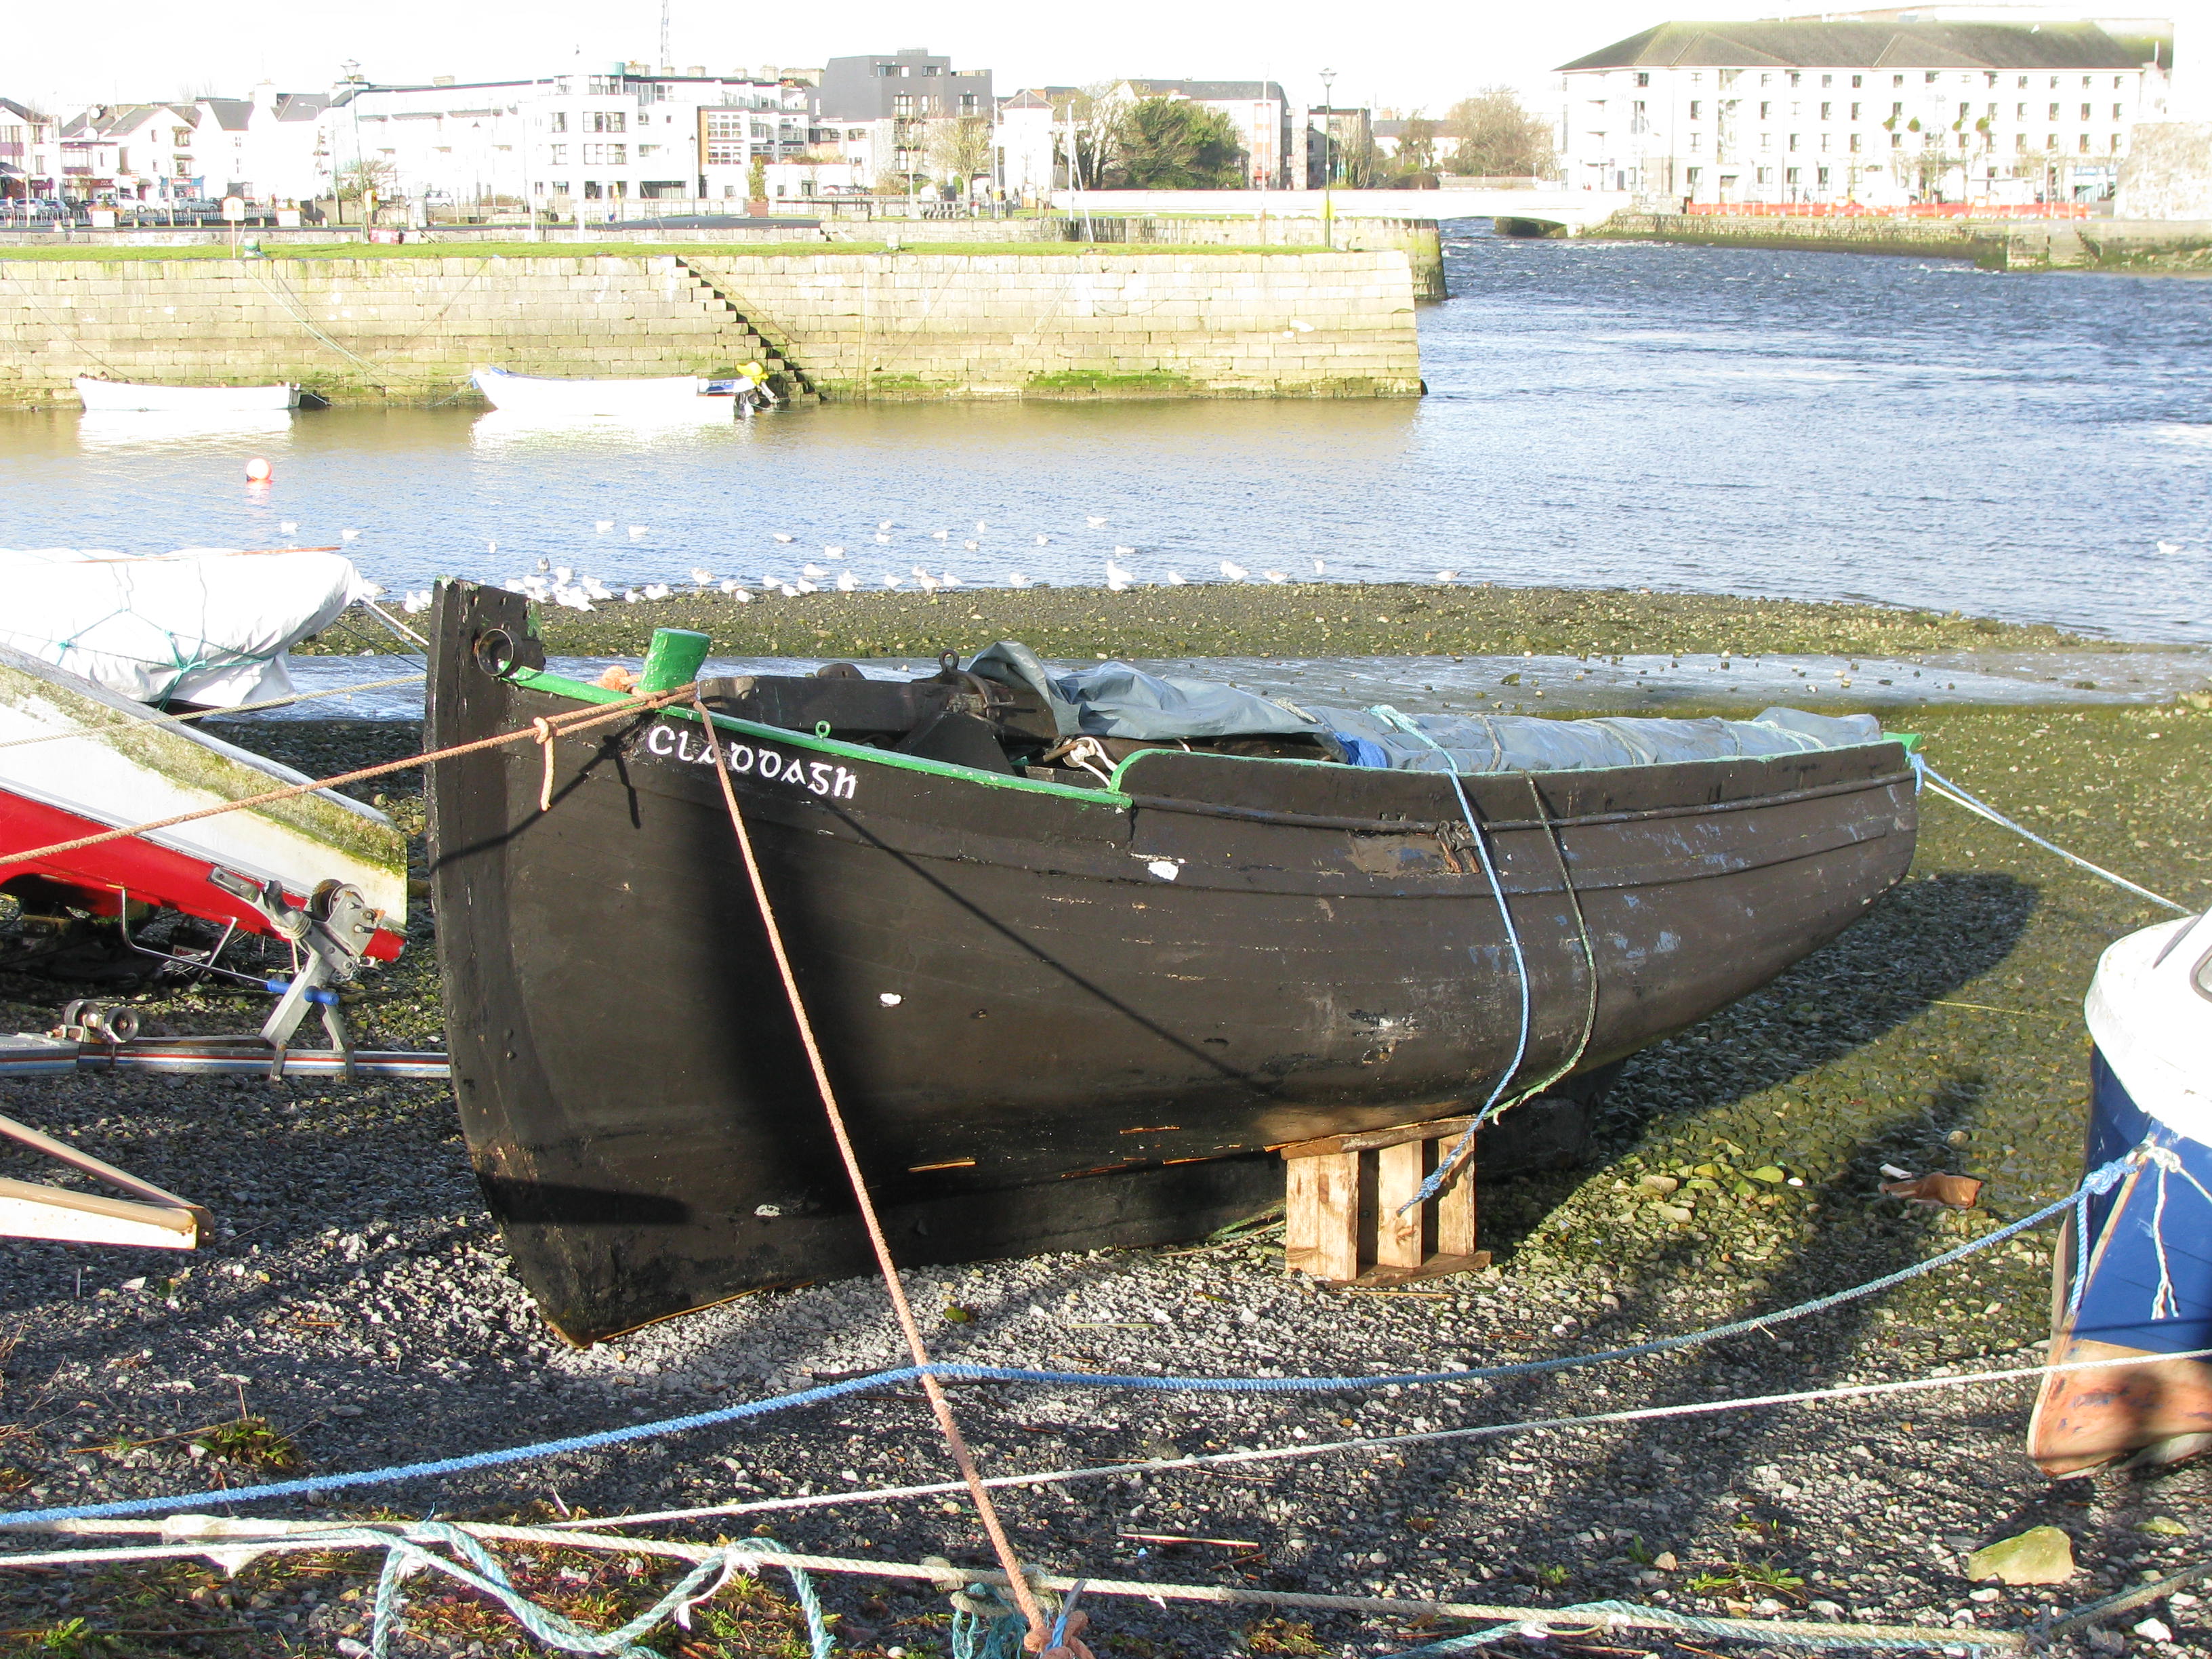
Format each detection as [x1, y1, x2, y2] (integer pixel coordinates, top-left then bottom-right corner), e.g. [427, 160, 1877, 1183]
[533, 1343, 2212, 1537]
[1915, 760, 2189, 914]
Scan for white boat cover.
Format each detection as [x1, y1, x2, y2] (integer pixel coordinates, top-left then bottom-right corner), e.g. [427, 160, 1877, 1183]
[0, 548, 373, 708]
[2086, 914, 2212, 1145]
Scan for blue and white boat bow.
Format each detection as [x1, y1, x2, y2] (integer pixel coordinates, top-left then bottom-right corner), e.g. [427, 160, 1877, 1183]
[2031, 909, 2212, 1472]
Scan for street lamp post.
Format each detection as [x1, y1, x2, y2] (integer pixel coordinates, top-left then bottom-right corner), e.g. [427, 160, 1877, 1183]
[1317, 66, 1335, 248]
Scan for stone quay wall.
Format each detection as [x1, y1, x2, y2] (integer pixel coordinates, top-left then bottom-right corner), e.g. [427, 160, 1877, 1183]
[0, 249, 1421, 406]
[1593, 209, 2212, 273]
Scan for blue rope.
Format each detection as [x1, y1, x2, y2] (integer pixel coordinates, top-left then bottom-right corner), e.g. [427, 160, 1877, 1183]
[0, 1152, 2140, 1532]
[1368, 705, 1533, 1209]
[950, 1581, 1029, 1659]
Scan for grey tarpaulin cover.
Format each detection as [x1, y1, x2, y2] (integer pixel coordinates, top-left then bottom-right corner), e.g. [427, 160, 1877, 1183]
[967, 642, 1316, 739]
[966, 642, 1887, 769]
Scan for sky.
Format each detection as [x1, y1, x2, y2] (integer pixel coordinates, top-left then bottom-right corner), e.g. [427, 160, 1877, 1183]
[9, 0, 1774, 115]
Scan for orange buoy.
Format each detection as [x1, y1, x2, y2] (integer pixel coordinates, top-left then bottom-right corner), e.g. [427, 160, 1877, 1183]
[244, 457, 273, 483]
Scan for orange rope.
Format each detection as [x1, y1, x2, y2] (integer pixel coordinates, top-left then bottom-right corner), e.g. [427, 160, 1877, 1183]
[0, 686, 696, 873]
[687, 693, 1054, 1650]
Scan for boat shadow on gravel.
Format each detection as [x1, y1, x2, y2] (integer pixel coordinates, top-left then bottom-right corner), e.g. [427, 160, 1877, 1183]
[1433, 868, 2051, 1598]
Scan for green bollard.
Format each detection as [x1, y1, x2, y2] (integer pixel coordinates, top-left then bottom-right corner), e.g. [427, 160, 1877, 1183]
[638, 628, 711, 694]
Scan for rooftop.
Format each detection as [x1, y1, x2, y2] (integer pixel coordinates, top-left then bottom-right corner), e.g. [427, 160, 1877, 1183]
[1558, 18, 2146, 72]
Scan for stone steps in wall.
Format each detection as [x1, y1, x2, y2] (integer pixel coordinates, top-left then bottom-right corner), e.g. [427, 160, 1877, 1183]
[666, 258, 819, 401]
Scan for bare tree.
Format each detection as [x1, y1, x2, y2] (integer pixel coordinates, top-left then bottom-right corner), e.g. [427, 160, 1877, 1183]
[1444, 86, 1555, 178]
[927, 116, 994, 189]
[1053, 85, 1125, 188]
[1394, 111, 1440, 176]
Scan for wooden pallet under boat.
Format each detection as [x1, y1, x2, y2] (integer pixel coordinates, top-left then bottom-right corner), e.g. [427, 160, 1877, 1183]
[424, 581, 1919, 1343]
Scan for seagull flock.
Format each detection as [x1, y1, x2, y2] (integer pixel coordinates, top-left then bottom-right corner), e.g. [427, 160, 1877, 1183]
[381, 515, 1486, 616]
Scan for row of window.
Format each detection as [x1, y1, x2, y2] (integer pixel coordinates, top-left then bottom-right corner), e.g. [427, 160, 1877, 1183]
[1632, 68, 2132, 91]
[1657, 130, 2123, 155]
[890, 93, 981, 116]
[1671, 99, 2127, 122]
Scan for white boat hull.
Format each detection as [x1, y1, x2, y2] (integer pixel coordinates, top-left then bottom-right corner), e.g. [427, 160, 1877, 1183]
[470, 366, 726, 417]
[0, 640, 407, 951]
[74, 378, 300, 413]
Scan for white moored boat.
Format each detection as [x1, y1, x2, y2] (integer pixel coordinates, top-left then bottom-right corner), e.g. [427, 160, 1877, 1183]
[74, 378, 301, 413]
[470, 365, 727, 417]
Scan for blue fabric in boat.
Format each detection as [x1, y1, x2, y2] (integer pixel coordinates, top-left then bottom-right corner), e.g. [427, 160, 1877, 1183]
[2070, 1047, 2212, 1357]
[964, 642, 1885, 767]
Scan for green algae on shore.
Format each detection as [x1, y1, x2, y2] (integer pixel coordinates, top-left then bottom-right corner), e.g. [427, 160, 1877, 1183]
[309, 583, 2093, 662]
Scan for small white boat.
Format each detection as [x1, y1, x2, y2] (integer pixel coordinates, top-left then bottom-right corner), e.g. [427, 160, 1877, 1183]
[74, 377, 301, 413]
[471, 366, 727, 417]
[0, 546, 373, 709]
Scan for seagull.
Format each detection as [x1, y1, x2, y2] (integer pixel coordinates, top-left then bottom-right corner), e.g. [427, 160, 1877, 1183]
[401, 590, 432, 614]
[1166, 571, 1187, 585]
[1220, 560, 1248, 581]
[915, 572, 941, 593]
[596, 520, 614, 533]
[280, 520, 298, 534]
[1313, 558, 1326, 575]
[1034, 534, 1050, 546]
[932, 529, 950, 541]
[794, 579, 819, 594]
[628, 525, 648, 539]
[583, 577, 613, 600]
[878, 520, 895, 531]
[643, 581, 672, 600]
[719, 578, 743, 593]
[1086, 516, 1107, 528]
[773, 532, 795, 543]
[1435, 569, 1459, 581]
[824, 546, 845, 558]
[340, 529, 359, 540]
[536, 557, 550, 571]
[1113, 544, 1136, 556]
[875, 533, 892, 544]
[1105, 558, 1134, 592]
[963, 539, 979, 551]
[555, 588, 594, 612]
[729, 588, 754, 602]
[555, 565, 575, 584]
[837, 570, 859, 592]
[1263, 569, 1288, 583]
[975, 520, 989, 533]
[802, 563, 826, 578]
[1008, 571, 1030, 587]
[2156, 540, 2185, 555]
[941, 571, 962, 587]
[623, 589, 642, 603]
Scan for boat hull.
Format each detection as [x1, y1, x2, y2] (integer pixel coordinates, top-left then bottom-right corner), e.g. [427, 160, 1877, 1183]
[73, 377, 299, 412]
[2031, 1045, 2212, 1473]
[470, 367, 723, 417]
[426, 583, 1918, 1342]
[0, 642, 406, 958]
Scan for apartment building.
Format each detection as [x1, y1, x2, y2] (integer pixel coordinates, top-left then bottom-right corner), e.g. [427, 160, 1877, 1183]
[332, 65, 814, 209]
[811, 47, 994, 190]
[0, 98, 60, 197]
[1557, 19, 2167, 205]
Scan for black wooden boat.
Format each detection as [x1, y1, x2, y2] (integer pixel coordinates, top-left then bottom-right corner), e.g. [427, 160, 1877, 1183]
[426, 581, 1917, 1342]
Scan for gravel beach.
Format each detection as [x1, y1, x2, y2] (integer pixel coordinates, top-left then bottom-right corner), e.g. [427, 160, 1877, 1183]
[0, 600, 2205, 1658]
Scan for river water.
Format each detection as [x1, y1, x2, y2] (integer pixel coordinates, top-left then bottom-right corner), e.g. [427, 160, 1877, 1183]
[1, 225, 2207, 642]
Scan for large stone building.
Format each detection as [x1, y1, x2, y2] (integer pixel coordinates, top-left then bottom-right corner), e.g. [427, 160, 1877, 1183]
[1558, 18, 2171, 206]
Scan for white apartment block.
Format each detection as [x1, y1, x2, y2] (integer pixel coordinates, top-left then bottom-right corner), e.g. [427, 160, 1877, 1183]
[1557, 19, 2169, 205]
[331, 65, 815, 209]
